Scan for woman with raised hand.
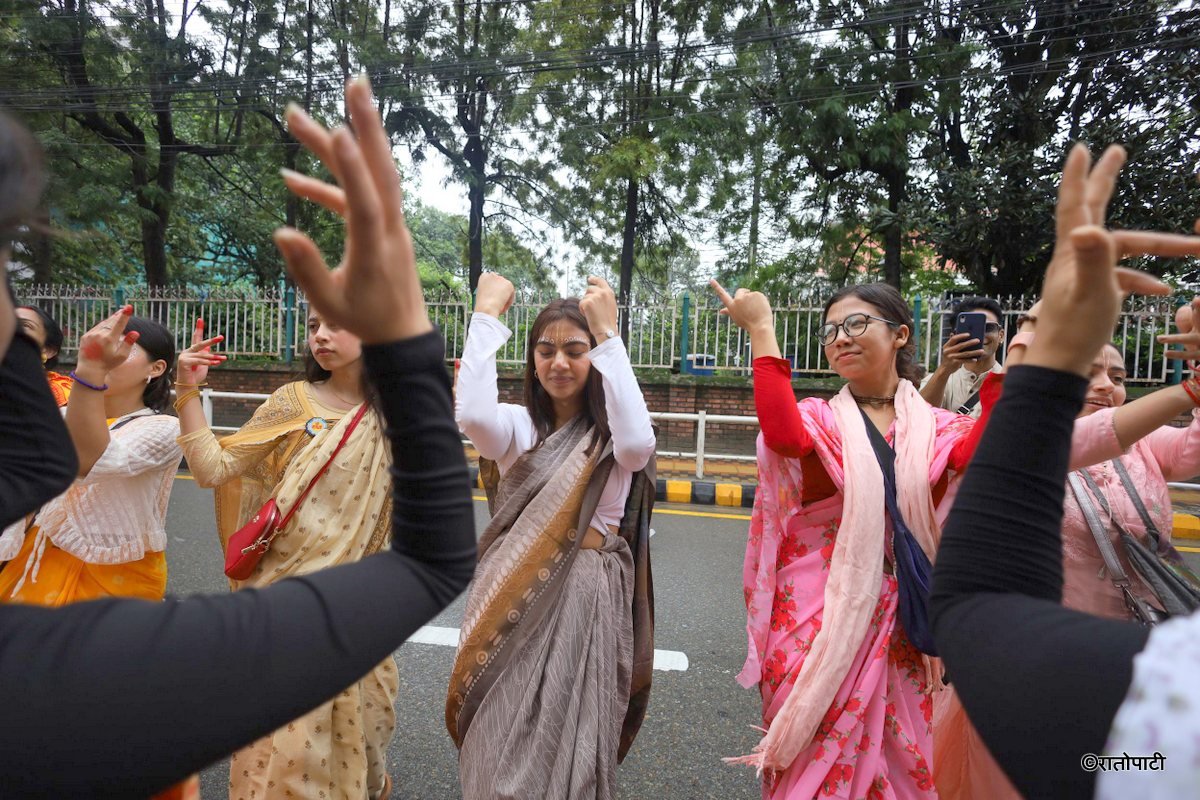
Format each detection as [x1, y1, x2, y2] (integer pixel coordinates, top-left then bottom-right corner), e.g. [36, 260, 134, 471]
[712, 275, 993, 799]
[14, 304, 71, 405]
[932, 143, 1200, 800]
[175, 150, 399, 800]
[0, 80, 476, 797]
[0, 309, 181, 606]
[448, 271, 657, 799]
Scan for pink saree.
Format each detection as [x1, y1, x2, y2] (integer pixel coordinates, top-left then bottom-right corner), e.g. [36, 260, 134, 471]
[739, 386, 972, 799]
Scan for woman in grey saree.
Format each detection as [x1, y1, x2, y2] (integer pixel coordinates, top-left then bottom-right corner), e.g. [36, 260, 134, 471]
[450, 273, 657, 799]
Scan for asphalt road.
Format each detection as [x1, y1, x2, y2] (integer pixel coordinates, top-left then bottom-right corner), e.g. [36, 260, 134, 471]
[164, 475, 765, 800]
[165, 475, 1200, 799]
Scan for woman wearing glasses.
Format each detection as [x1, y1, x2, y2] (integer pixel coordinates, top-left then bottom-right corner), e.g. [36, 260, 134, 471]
[711, 281, 989, 799]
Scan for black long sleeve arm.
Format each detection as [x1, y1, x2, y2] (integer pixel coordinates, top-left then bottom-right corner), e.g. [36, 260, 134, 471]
[0, 332, 78, 527]
[0, 329, 476, 798]
[931, 365, 1150, 800]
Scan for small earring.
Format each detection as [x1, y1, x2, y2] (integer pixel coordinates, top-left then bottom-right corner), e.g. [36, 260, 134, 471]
[146, 375, 153, 384]
[533, 370, 539, 378]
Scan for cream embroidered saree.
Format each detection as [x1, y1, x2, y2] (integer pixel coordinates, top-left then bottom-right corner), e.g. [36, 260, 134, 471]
[178, 381, 397, 799]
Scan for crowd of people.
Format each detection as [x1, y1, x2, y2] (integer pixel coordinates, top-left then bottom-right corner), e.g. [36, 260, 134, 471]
[3, 75, 1200, 800]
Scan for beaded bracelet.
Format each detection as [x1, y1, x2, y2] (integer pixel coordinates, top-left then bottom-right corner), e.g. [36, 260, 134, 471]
[69, 370, 108, 392]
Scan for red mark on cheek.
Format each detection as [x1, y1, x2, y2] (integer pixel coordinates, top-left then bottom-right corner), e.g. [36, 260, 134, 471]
[81, 342, 103, 360]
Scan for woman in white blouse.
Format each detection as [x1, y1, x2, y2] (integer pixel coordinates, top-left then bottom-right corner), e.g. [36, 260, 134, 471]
[0, 306, 181, 605]
[447, 273, 658, 800]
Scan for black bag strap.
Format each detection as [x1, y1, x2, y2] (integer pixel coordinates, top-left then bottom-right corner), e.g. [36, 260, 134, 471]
[858, 408, 908, 549]
[1068, 471, 1134, 588]
[1111, 458, 1164, 550]
[956, 391, 981, 415]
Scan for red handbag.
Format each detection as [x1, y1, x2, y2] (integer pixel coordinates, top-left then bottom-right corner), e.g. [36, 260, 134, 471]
[224, 403, 369, 580]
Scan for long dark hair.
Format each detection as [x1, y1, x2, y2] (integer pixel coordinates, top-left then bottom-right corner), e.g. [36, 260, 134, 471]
[17, 305, 64, 368]
[125, 316, 175, 412]
[0, 112, 46, 243]
[822, 283, 921, 383]
[524, 298, 610, 452]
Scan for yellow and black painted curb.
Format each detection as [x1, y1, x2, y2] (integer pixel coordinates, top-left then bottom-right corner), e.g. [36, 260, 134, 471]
[466, 466, 756, 509]
[1174, 513, 1200, 541]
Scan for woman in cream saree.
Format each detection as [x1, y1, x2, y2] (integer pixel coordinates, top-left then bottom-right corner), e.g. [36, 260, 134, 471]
[176, 314, 397, 800]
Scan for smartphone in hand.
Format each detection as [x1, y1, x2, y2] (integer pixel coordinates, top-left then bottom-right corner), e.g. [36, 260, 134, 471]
[954, 312, 988, 360]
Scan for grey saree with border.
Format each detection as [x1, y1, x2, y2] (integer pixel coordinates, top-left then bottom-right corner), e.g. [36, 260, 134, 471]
[447, 416, 655, 799]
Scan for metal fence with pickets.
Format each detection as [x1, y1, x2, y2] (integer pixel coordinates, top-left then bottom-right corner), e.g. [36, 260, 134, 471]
[14, 284, 1190, 384]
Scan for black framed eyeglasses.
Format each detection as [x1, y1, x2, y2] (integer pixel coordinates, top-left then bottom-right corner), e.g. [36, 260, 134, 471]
[817, 313, 901, 346]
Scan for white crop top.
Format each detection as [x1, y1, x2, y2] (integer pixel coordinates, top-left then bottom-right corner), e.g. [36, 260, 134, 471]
[455, 312, 656, 534]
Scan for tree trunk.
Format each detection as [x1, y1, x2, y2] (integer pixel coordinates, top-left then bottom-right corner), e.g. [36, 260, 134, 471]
[618, 177, 638, 341]
[883, 172, 904, 290]
[465, 135, 486, 291]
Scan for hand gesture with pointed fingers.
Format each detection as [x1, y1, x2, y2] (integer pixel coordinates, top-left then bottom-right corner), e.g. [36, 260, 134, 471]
[176, 319, 227, 385]
[275, 76, 432, 344]
[710, 279, 774, 333]
[77, 306, 138, 373]
[1025, 144, 1200, 377]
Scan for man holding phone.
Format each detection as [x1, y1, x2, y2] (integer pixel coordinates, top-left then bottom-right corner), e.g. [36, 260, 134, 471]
[920, 296, 1006, 419]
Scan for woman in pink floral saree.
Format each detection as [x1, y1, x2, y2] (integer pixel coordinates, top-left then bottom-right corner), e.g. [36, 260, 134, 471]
[713, 281, 989, 799]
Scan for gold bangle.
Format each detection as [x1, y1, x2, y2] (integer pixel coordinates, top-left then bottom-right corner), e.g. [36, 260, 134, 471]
[173, 389, 201, 412]
[174, 381, 208, 388]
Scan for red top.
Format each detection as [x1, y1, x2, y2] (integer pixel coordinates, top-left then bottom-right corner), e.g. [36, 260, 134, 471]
[752, 357, 1001, 505]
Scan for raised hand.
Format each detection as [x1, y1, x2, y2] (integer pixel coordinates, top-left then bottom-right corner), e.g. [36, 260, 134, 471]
[76, 306, 137, 377]
[474, 272, 516, 318]
[1024, 144, 1199, 377]
[936, 333, 984, 373]
[710, 279, 773, 333]
[176, 318, 226, 386]
[275, 75, 431, 344]
[1157, 296, 1200, 367]
[579, 276, 619, 342]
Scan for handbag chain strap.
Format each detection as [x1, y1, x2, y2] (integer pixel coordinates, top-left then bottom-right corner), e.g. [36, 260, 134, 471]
[1067, 470, 1134, 589]
[276, 402, 369, 531]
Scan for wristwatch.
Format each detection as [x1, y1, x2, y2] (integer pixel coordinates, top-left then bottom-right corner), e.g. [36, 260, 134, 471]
[601, 328, 617, 342]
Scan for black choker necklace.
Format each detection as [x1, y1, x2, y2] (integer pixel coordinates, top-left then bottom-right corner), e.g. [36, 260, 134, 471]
[850, 391, 896, 407]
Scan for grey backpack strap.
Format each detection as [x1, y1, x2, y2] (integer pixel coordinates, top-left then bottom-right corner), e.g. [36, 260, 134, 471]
[1111, 458, 1164, 549]
[1068, 471, 1133, 588]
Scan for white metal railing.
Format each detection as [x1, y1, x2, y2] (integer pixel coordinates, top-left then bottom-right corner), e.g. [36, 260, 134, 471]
[181, 389, 1200, 485]
[22, 284, 1194, 384]
[188, 388, 758, 479]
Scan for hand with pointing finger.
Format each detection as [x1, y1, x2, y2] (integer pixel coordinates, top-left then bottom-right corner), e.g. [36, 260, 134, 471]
[1024, 144, 1200, 377]
[710, 279, 774, 334]
[76, 305, 138, 384]
[176, 318, 227, 386]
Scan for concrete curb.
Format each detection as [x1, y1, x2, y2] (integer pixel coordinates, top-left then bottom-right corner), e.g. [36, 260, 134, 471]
[1174, 513, 1200, 541]
[467, 466, 757, 509]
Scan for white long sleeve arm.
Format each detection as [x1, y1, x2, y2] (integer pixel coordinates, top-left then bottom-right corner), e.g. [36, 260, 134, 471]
[455, 313, 531, 463]
[589, 336, 656, 472]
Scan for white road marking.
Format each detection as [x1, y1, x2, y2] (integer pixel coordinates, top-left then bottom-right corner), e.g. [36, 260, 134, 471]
[407, 625, 690, 672]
